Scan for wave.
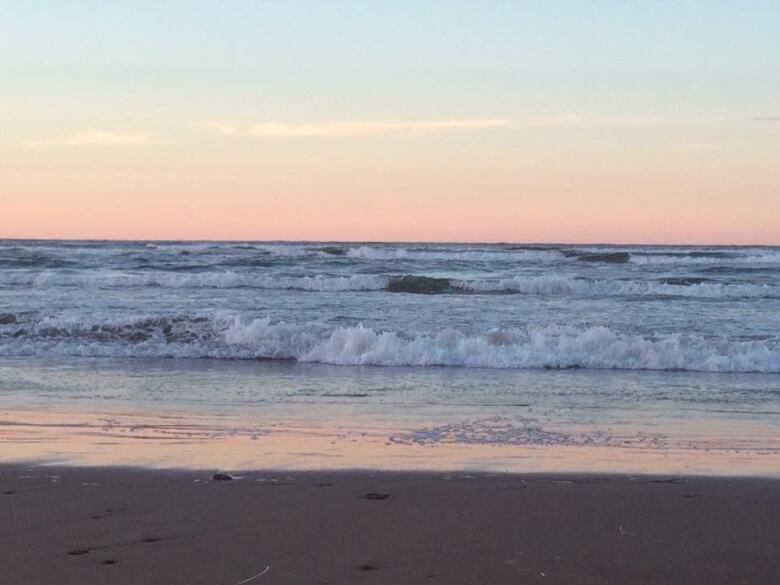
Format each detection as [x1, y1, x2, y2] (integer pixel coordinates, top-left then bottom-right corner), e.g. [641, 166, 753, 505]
[0, 313, 17, 325]
[457, 276, 780, 298]
[2, 314, 778, 372]
[629, 251, 780, 265]
[5, 243, 780, 270]
[308, 246, 348, 256]
[144, 243, 323, 257]
[634, 250, 740, 259]
[557, 249, 780, 265]
[346, 246, 561, 262]
[0, 270, 389, 291]
[1, 270, 778, 298]
[387, 275, 452, 294]
[575, 252, 631, 264]
[658, 277, 713, 286]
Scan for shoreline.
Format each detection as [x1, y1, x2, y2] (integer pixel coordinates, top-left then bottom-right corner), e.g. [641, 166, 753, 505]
[2, 397, 778, 477]
[2, 464, 778, 584]
[5, 459, 780, 481]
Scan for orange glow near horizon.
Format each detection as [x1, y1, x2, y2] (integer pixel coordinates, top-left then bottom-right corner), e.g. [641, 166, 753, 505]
[3, 163, 779, 245]
[4, 110, 779, 245]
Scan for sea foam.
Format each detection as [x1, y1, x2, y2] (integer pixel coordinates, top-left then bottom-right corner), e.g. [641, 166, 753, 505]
[2, 270, 778, 298]
[2, 314, 779, 373]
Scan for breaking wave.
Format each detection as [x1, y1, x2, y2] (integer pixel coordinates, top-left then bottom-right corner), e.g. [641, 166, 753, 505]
[2, 314, 778, 373]
[458, 276, 780, 298]
[0, 270, 388, 291]
[1, 270, 778, 298]
[629, 251, 780, 265]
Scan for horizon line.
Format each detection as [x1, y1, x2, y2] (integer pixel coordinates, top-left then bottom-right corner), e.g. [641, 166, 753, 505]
[1, 237, 777, 247]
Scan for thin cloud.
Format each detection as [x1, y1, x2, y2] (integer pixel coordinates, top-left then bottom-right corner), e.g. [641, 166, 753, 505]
[195, 114, 659, 138]
[250, 118, 510, 137]
[669, 141, 734, 153]
[517, 114, 583, 128]
[21, 130, 164, 149]
[195, 118, 511, 138]
[192, 121, 240, 136]
[752, 116, 780, 122]
[517, 114, 659, 129]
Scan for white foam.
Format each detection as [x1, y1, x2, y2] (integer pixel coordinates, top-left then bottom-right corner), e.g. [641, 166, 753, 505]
[0, 270, 388, 291]
[629, 251, 780, 265]
[2, 270, 777, 298]
[346, 246, 561, 262]
[294, 323, 780, 372]
[3, 316, 778, 373]
[460, 276, 780, 298]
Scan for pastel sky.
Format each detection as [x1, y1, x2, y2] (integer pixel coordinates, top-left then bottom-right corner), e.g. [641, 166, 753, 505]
[1, 1, 778, 243]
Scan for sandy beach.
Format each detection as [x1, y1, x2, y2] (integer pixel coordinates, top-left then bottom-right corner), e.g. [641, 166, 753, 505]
[2, 465, 778, 585]
[5, 1, 780, 583]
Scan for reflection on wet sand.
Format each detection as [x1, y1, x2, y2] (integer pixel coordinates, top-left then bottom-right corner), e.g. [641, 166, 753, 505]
[1, 406, 778, 475]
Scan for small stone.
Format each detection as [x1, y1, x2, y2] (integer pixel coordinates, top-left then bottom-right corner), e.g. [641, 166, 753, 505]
[212, 473, 234, 481]
[357, 564, 379, 571]
[363, 492, 390, 500]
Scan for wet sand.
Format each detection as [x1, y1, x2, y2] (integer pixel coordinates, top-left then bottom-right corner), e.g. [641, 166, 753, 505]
[1, 466, 778, 585]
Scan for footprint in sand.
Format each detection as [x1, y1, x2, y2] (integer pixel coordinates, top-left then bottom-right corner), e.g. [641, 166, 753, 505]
[67, 535, 165, 557]
[67, 549, 90, 556]
[90, 506, 127, 520]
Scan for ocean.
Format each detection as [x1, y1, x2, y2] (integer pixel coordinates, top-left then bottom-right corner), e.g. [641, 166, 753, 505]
[1, 240, 778, 473]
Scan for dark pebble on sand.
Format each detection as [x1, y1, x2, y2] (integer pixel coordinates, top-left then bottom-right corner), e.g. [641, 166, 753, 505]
[363, 492, 390, 500]
[357, 564, 379, 571]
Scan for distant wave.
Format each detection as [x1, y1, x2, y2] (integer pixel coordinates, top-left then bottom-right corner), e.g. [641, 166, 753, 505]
[2, 314, 778, 372]
[138, 243, 561, 262]
[4, 242, 780, 268]
[2, 270, 777, 299]
[572, 252, 631, 264]
[629, 251, 780, 265]
[345, 246, 780, 265]
[345, 246, 561, 262]
[387, 275, 452, 294]
[0, 270, 388, 291]
[457, 275, 780, 298]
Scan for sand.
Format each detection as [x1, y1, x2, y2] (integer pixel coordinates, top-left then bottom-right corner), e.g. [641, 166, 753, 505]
[1, 466, 778, 585]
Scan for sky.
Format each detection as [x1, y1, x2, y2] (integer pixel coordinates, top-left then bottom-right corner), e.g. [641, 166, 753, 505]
[1, 1, 778, 244]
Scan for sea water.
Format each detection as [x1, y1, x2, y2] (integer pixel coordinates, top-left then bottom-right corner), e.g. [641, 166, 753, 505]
[1, 240, 778, 472]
